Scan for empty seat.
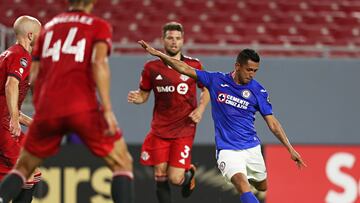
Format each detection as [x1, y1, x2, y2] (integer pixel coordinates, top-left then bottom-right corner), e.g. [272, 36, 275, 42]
[0, 0, 359, 57]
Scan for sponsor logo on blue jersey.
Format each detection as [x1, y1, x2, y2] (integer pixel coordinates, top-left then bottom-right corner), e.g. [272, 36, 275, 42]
[217, 92, 249, 110]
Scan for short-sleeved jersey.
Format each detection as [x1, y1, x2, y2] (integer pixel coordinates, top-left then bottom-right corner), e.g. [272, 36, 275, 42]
[32, 11, 112, 119]
[0, 44, 31, 128]
[195, 70, 273, 150]
[139, 55, 204, 138]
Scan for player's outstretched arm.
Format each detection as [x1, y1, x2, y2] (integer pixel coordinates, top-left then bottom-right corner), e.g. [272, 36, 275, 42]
[263, 115, 307, 169]
[138, 40, 198, 80]
[128, 89, 150, 104]
[92, 41, 118, 136]
[5, 76, 21, 137]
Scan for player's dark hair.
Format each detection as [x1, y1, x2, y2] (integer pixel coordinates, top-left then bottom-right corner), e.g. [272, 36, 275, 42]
[236, 49, 260, 66]
[162, 22, 184, 38]
[68, 0, 93, 6]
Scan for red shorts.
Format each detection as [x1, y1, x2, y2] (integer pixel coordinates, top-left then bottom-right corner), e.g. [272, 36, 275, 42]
[0, 127, 25, 180]
[140, 132, 194, 169]
[24, 109, 121, 158]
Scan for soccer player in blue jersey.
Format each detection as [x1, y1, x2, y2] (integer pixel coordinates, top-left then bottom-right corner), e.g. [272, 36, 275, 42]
[138, 40, 307, 203]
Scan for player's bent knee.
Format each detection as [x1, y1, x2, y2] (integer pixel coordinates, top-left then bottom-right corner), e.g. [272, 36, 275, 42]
[251, 179, 267, 192]
[104, 151, 133, 172]
[168, 174, 184, 186]
[256, 183, 267, 191]
[231, 173, 252, 194]
[255, 184, 267, 192]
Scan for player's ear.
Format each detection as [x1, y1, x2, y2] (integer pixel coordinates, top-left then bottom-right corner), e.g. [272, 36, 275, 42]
[28, 32, 33, 42]
[235, 62, 241, 70]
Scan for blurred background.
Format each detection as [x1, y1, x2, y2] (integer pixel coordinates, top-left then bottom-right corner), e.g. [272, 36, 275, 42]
[0, 0, 359, 202]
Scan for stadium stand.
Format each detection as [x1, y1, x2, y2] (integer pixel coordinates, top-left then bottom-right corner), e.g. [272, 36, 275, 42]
[0, 0, 360, 57]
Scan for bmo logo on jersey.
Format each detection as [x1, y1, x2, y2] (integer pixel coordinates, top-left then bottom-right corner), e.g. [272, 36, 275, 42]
[156, 86, 175, 93]
[156, 83, 189, 94]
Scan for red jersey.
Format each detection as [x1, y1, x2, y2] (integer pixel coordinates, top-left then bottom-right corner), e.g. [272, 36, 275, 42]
[139, 55, 204, 138]
[0, 44, 31, 128]
[32, 11, 112, 119]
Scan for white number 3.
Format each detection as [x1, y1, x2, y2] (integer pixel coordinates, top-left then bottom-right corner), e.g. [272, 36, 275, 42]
[179, 145, 191, 165]
[42, 27, 86, 62]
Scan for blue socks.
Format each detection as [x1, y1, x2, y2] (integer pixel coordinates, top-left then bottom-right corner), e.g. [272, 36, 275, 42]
[240, 191, 259, 203]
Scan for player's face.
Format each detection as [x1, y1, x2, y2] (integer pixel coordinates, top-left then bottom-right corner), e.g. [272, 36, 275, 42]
[162, 30, 184, 56]
[235, 60, 259, 84]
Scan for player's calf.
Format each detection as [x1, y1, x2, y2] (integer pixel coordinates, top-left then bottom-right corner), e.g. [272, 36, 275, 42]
[111, 170, 134, 203]
[105, 139, 134, 203]
[155, 175, 171, 203]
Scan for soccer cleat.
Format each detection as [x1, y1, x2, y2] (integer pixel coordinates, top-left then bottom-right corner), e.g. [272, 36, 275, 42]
[181, 164, 196, 198]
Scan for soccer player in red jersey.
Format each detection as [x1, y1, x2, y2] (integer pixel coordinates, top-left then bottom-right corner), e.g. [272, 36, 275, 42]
[0, 1, 134, 203]
[128, 22, 210, 202]
[0, 16, 41, 203]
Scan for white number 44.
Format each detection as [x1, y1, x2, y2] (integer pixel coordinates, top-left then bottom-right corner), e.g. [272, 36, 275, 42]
[42, 27, 86, 62]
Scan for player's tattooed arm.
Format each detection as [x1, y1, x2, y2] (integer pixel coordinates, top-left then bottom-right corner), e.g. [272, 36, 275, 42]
[138, 40, 198, 79]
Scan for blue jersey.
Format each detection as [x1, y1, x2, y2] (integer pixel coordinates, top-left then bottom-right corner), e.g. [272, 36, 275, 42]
[196, 70, 273, 150]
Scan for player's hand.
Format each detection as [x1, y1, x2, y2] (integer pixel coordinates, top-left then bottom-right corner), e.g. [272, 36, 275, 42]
[127, 90, 143, 104]
[138, 40, 161, 56]
[290, 149, 307, 169]
[189, 107, 204, 123]
[103, 110, 118, 136]
[9, 117, 21, 138]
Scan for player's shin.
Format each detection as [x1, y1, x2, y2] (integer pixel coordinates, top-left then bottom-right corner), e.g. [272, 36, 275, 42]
[155, 175, 171, 203]
[12, 183, 38, 203]
[13, 171, 41, 203]
[0, 170, 26, 203]
[111, 171, 134, 203]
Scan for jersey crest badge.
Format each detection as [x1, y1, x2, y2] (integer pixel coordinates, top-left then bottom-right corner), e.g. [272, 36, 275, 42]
[217, 93, 226, 102]
[241, 89, 251, 99]
[141, 151, 150, 161]
[218, 161, 226, 172]
[177, 83, 189, 95]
